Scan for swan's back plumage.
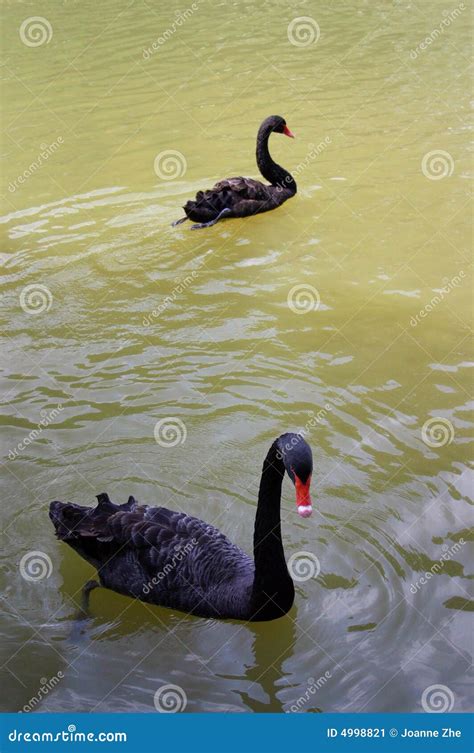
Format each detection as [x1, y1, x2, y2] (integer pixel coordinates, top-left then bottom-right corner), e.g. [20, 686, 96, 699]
[211, 176, 273, 199]
[50, 495, 254, 619]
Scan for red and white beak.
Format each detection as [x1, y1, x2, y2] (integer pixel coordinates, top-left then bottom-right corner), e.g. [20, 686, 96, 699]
[295, 474, 312, 517]
[283, 125, 295, 138]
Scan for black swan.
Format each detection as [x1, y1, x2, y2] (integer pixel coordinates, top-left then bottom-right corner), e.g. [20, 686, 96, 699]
[49, 433, 312, 622]
[172, 115, 297, 229]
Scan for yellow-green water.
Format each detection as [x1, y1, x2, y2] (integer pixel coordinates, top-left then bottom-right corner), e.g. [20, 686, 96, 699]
[1, 0, 472, 713]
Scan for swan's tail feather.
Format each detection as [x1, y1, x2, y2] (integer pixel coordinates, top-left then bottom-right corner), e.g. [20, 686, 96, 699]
[184, 187, 230, 222]
[49, 500, 93, 541]
[184, 199, 216, 223]
[49, 495, 138, 568]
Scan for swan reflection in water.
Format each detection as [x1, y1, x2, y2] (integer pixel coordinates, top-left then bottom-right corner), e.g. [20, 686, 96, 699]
[215, 614, 322, 713]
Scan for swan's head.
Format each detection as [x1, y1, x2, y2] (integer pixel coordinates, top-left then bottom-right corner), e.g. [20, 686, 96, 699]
[267, 115, 295, 139]
[276, 433, 313, 518]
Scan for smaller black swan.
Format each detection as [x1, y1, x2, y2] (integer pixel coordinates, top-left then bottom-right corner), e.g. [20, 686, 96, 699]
[50, 433, 312, 622]
[172, 115, 297, 229]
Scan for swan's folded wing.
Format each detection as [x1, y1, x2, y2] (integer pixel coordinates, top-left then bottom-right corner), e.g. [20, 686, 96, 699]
[210, 177, 270, 201]
[100, 505, 252, 594]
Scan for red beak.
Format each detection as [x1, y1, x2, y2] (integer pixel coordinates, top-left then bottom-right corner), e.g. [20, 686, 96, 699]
[295, 474, 312, 517]
[283, 125, 295, 139]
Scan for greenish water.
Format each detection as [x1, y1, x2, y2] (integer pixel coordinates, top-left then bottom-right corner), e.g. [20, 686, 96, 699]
[1, 0, 472, 713]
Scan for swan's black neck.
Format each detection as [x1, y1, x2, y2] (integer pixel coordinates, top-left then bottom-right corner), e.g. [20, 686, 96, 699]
[256, 122, 297, 195]
[251, 439, 294, 620]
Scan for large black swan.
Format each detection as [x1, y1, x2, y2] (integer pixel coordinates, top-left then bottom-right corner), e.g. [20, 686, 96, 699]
[49, 433, 313, 622]
[172, 115, 297, 229]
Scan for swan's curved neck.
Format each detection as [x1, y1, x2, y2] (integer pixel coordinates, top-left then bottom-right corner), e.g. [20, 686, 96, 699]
[256, 123, 297, 194]
[251, 440, 294, 618]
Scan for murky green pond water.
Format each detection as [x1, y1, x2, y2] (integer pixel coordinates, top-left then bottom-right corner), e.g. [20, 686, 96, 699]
[1, 0, 472, 714]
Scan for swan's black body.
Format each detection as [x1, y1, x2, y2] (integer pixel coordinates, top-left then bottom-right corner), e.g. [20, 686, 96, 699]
[173, 116, 297, 229]
[49, 433, 313, 622]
